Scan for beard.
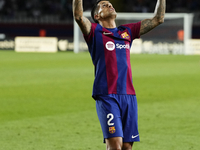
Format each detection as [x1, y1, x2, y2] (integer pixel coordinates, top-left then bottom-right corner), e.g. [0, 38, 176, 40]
[100, 10, 117, 20]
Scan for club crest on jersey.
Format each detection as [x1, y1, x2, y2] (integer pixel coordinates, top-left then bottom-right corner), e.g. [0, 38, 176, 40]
[121, 32, 130, 40]
[109, 126, 116, 134]
[106, 41, 115, 51]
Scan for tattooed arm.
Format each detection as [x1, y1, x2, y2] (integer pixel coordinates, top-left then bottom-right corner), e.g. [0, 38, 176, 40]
[73, 0, 91, 35]
[139, 0, 166, 36]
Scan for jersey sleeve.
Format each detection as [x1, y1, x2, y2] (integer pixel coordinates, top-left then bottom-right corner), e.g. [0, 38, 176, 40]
[122, 22, 141, 41]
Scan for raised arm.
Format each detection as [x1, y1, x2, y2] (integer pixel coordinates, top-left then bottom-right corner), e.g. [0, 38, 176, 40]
[139, 0, 166, 36]
[73, 0, 91, 35]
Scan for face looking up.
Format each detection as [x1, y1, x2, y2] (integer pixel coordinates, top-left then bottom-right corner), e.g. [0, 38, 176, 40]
[95, 1, 117, 21]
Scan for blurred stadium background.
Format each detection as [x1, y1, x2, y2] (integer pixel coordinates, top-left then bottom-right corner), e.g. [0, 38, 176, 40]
[0, 0, 200, 150]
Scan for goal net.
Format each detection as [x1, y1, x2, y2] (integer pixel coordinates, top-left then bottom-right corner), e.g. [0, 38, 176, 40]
[73, 12, 194, 55]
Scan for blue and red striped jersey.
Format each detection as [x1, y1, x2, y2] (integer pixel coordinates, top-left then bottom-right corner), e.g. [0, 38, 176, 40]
[84, 22, 141, 98]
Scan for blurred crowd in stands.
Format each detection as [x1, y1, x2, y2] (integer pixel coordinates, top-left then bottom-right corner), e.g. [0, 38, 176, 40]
[0, 0, 199, 22]
[125, 0, 200, 13]
[0, 0, 73, 21]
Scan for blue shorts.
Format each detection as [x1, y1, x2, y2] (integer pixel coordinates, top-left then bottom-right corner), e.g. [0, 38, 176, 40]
[95, 94, 140, 143]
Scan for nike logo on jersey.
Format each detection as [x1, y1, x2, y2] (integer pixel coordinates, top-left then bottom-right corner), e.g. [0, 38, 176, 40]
[132, 134, 139, 139]
[103, 32, 112, 35]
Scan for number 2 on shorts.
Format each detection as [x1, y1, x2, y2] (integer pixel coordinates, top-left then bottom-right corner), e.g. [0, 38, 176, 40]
[107, 113, 114, 126]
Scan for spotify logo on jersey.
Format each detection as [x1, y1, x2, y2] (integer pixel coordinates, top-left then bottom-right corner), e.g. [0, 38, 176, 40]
[106, 41, 115, 51]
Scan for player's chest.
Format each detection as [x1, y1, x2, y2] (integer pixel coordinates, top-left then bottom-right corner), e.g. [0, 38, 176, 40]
[95, 31, 131, 52]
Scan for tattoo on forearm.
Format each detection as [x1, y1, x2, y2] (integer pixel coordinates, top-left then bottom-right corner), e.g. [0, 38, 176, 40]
[140, 0, 165, 36]
[156, 0, 165, 22]
[73, 0, 83, 18]
[73, 0, 91, 35]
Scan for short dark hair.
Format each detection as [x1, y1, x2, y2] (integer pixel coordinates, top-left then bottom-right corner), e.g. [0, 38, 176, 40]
[91, 0, 109, 23]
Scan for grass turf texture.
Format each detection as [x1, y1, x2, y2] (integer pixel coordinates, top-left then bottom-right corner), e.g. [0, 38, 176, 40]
[0, 50, 199, 150]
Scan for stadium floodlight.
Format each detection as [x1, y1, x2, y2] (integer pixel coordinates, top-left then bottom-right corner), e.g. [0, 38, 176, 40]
[74, 12, 194, 54]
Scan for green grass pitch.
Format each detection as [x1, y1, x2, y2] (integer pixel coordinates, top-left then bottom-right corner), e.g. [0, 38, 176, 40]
[0, 50, 199, 150]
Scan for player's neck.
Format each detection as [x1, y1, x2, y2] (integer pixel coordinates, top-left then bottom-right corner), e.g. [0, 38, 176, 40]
[99, 19, 116, 29]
